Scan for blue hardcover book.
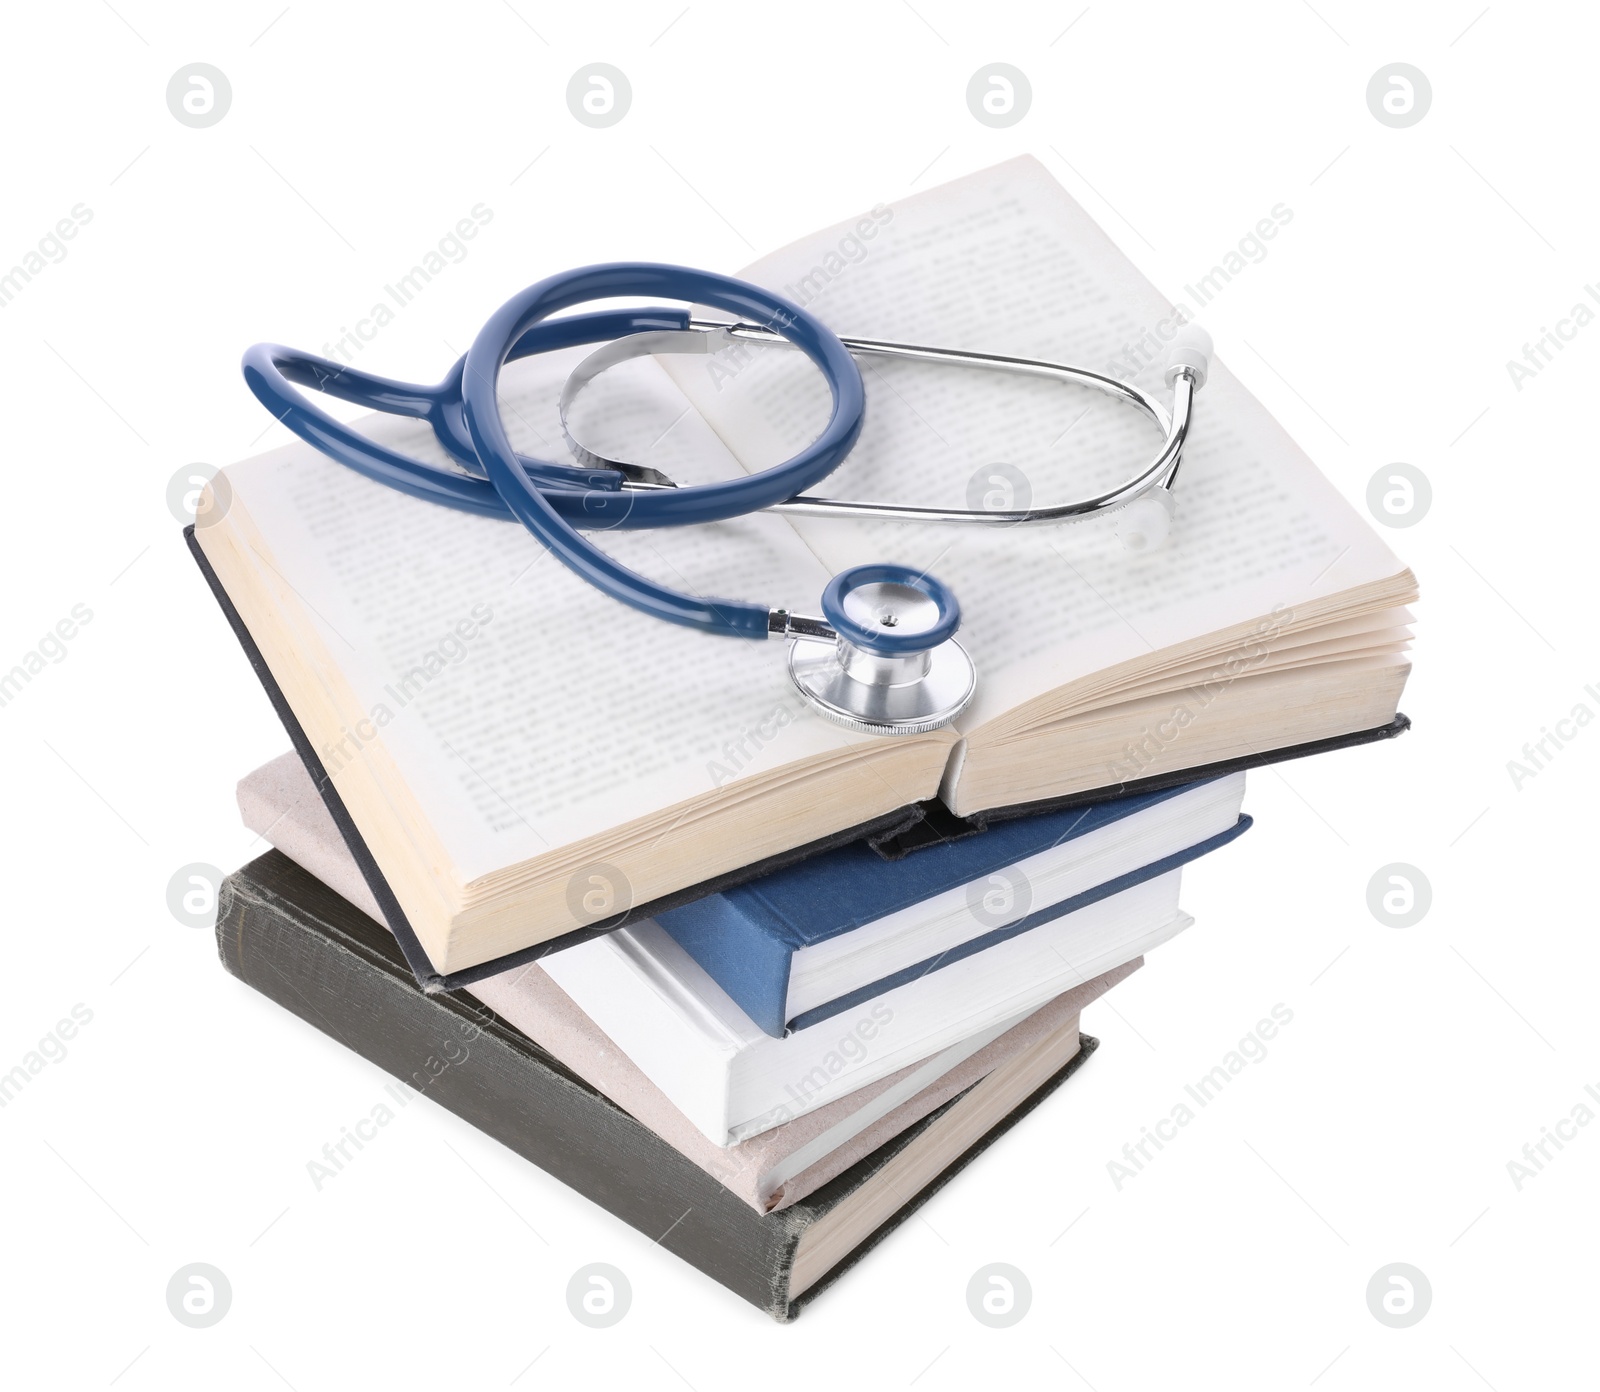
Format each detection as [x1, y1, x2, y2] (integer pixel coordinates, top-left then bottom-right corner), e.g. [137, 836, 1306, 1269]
[656, 773, 1250, 1036]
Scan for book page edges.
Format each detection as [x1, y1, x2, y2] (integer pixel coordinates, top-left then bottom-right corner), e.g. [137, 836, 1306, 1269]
[946, 654, 1411, 816]
[965, 567, 1418, 746]
[197, 487, 953, 973]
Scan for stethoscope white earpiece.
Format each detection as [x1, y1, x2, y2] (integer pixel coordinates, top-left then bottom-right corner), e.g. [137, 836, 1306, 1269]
[1164, 324, 1213, 391]
[1114, 486, 1176, 553]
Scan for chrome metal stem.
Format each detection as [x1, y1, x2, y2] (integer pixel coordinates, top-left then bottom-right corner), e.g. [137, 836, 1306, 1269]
[839, 641, 932, 686]
[767, 609, 836, 641]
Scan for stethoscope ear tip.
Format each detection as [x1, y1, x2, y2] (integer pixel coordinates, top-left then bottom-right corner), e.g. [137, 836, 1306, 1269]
[1115, 488, 1176, 553]
[1164, 323, 1213, 391]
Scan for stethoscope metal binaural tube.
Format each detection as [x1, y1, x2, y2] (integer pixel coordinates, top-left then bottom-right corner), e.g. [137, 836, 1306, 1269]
[558, 319, 1205, 529]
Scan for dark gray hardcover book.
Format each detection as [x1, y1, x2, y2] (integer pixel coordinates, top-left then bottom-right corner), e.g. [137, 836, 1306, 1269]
[217, 850, 1101, 1320]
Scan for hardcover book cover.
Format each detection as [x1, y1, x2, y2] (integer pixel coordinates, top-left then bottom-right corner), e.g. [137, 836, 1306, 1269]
[657, 780, 1249, 1035]
[218, 849, 1101, 1319]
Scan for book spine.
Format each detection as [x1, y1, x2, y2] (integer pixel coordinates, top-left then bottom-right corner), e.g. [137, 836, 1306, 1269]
[655, 892, 797, 1038]
[215, 863, 800, 1317]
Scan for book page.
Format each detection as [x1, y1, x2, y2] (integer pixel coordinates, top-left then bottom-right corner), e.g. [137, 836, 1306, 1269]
[659, 157, 1409, 729]
[222, 345, 883, 882]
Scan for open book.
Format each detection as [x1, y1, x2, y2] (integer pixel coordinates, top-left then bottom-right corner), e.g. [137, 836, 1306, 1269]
[195, 156, 1415, 977]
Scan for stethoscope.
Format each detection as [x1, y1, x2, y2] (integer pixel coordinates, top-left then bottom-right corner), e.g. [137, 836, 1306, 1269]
[243, 264, 1211, 737]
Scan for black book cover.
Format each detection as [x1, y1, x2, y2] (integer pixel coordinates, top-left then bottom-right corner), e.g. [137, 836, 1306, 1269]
[188, 524, 1409, 989]
[217, 850, 1100, 1320]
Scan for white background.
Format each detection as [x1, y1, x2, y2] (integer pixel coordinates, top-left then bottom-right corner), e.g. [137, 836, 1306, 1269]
[0, 0, 1593, 1386]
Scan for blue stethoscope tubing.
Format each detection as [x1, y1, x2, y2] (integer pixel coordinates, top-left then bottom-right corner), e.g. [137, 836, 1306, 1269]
[242, 264, 868, 640]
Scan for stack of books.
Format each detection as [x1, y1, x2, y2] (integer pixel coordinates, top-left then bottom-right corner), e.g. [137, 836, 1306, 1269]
[194, 158, 1416, 1320]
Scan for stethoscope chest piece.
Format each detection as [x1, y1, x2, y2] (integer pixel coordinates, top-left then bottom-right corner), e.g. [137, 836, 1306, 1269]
[785, 565, 977, 737]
